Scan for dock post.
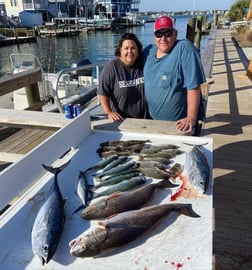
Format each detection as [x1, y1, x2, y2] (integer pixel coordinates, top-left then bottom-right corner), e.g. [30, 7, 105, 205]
[25, 83, 41, 110]
[186, 17, 196, 43]
[194, 15, 203, 50]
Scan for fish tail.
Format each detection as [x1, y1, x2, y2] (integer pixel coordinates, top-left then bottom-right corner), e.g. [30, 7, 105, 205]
[42, 159, 71, 176]
[182, 142, 208, 147]
[157, 178, 179, 188]
[175, 203, 200, 218]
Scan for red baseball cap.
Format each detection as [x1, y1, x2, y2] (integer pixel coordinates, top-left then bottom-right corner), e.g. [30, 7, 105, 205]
[154, 16, 174, 32]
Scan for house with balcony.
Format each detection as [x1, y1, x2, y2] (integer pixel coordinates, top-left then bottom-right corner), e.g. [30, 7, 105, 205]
[2, 0, 141, 27]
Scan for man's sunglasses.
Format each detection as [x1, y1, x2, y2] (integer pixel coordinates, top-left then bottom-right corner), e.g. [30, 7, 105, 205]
[154, 29, 174, 38]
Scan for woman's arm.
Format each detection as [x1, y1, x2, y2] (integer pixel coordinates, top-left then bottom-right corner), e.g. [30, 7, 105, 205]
[99, 95, 124, 122]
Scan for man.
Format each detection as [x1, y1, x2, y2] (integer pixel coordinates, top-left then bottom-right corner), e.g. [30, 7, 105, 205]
[142, 15, 206, 135]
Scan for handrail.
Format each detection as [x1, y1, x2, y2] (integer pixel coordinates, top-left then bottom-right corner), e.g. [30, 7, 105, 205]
[51, 62, 106, 113]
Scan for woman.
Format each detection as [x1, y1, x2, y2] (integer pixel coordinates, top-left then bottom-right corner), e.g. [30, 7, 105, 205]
[98, 33, 150, 121]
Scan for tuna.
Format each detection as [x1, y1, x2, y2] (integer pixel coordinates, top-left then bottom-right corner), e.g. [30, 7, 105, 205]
[31, 160, 70, 265]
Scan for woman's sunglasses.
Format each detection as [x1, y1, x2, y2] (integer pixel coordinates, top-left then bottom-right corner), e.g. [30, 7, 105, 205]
[154, 29, 174, 38]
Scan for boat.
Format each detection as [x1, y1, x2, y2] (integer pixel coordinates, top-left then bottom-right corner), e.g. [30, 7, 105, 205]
[0, 110, 213, 269]
[9, 53, 105, 115]
[38, 22, 81, 38]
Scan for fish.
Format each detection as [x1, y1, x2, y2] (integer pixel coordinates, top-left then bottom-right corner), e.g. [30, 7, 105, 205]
[167, 163, 183, 179]
[184, 145, 210, 193]
[171, 145, 210, 200]
[98, 150, 132, 158]
[72, 171, 92, 214]
[94, 160, 138, 179]
[139, 144, 180, 154]
[93, 171, 141, 189]
[139, 166, 171, 179]
[139, 151, 177, 160]
[136, 160, 167, 170]
[137, 155, 172, 165]
[97, 143, 145, 155]
[83, 154, 118, 173]
[92, 174, 146, 199]
[69, 203, 200, 257]
[96, 156, 128, 175]
[82, 178, 178, 219]
[31, 159, 70, 265]
[100, 139, 151, 147]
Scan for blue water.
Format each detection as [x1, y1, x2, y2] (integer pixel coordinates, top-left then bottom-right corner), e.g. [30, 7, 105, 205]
[0, 15, 210, 77]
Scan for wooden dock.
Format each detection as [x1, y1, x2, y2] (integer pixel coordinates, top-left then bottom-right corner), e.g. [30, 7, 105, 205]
[0, 28, 251, 269]
[203, 29, 252, 269]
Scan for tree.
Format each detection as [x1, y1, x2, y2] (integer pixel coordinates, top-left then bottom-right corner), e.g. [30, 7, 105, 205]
[228, 0, 250, 21]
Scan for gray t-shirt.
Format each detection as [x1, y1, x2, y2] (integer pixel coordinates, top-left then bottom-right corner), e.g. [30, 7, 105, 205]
[98, 58, 150, 119]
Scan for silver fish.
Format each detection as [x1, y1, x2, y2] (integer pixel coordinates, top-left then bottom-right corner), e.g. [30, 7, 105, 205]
[94, 160, 138, 179]
[84, 154, 118, 173]
[183, 145, 210, 194]
[96, 156, 128, 174]
[31, 160, 70, 265]
[92, 174, 146, 199]
[69, 203, 200, 257]
[72, 171, 92, 214]
[93, 171, 141, 189]
[82, 179, 178, 219]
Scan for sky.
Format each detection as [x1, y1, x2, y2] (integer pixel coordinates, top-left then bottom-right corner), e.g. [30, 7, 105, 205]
[139, 0, 237, 12]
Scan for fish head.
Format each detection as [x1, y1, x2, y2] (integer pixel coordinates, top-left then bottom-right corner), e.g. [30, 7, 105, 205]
[81, 199, 107, 219]
[34, 243, 53, 265]
[69, 225, 108, 257]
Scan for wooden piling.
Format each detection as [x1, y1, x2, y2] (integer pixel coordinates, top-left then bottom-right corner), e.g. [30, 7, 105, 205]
[186, 17, 196, 43]
[194, 15, 203, 50]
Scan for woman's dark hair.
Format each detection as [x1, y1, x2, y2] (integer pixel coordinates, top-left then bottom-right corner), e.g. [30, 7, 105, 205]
[115, 33, 143, 56]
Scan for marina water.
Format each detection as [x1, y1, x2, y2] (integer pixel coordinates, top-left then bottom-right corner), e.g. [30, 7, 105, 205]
[0, 15, 210, 78]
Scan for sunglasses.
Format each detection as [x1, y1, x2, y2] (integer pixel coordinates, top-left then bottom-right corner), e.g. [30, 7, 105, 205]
[154, 29, 174, 38]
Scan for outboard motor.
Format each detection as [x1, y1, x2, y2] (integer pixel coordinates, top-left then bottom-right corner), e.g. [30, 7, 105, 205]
[71, 58, 92, 79]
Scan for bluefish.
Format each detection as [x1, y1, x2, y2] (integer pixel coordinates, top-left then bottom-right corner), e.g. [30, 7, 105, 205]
[92, 174, 146, 199]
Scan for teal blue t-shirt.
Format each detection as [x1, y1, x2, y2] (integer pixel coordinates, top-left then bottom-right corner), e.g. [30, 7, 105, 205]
[142, 39, 206, 121]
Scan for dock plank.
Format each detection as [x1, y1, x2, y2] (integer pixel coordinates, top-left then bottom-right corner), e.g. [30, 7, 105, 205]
[0, 108, 70, 129]
[204, 29, 252, 270]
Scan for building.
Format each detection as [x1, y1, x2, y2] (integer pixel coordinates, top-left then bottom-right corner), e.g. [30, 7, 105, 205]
[2, 0, 141, 27]
[94, 0, 140, 19]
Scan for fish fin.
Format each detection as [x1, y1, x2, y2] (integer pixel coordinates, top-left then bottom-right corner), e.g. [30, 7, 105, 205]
[107, 192, 122, 200]
[158, 178, 179, 188]
[175, 203, 201, 218]
[72, 204, 85, 215]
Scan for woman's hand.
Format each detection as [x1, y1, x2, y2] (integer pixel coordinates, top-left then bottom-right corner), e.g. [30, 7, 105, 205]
[107, 112, 124, 122]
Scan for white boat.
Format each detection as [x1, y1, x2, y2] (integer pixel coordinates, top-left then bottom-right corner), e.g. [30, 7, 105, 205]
[0, 112, 213, 269]
[9, 53, 105, 116]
